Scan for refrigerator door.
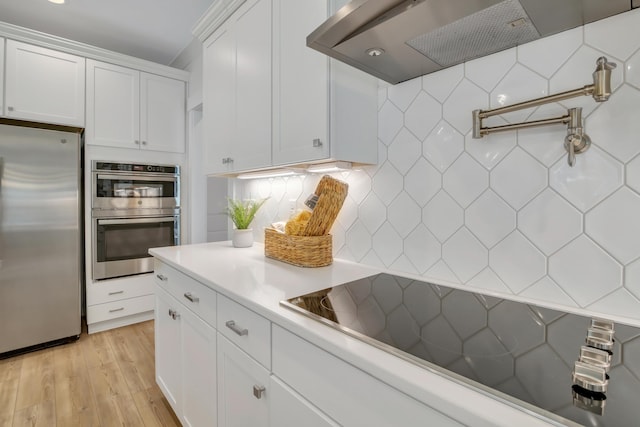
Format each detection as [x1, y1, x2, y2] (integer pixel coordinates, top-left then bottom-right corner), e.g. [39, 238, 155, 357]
[0, 123, 81, 354]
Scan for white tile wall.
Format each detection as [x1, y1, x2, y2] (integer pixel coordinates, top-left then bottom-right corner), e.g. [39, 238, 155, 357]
[237, 9, 640, 323]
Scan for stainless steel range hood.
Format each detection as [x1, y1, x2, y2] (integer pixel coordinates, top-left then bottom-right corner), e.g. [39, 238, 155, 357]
[308, 0, 634, 84]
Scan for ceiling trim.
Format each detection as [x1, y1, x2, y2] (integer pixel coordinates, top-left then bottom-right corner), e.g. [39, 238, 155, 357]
[192, 0, 246, 42]
[0, 20, 189, 81]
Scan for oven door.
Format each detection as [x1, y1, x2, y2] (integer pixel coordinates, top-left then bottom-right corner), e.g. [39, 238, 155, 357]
[93, 173, 179, 211]
[92, 216, 179, 280]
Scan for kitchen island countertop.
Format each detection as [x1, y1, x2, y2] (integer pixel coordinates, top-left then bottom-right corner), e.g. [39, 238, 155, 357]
[150, 241, 563, 427]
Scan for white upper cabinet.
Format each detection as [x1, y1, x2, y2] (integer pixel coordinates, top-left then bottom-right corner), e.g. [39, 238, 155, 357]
[203, 0, 272, 174]
[271, 0, 329, 164]
[201, 0, 377, 176]
[86, 60, 139, 149]
[86, 59, 186, 153]
[4, 40, 85, 127]
[272, 0, 377, 167]
[0, 39, 4, 116]
[140, 72, 187, 153]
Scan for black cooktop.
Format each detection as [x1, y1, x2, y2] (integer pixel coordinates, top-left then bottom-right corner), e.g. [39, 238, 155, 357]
[281, 273, 640, 427]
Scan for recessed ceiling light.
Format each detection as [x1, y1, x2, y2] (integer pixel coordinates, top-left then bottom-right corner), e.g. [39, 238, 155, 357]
[48, 0, 65, 4]
[366, 48, 384, 57]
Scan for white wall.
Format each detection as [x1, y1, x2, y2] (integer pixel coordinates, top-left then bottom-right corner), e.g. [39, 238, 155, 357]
[237, 8, 640, 325]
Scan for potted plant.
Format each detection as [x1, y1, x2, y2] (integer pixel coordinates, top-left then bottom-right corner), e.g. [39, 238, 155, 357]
[226, 197, 268, 247]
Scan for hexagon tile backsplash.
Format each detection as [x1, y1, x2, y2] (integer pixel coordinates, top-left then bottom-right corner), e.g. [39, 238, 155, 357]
[238, 8, 640, 324]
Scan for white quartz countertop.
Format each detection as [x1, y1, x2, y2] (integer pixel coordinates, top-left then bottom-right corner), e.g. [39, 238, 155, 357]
[149, 241, 564, 427]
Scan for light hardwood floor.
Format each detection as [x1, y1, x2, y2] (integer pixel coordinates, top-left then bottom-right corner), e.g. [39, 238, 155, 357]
[0, 320, 180, 427]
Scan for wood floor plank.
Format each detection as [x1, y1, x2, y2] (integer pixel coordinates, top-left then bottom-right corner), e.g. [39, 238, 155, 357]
[87, 360, 131, 398]
[135, 322, 157, 363]
[110, 326, 157, 393]
[55, 374, 101, 427]
[0, 320, 177, 427]
[14, 348, 55, 411]
[12, 400, 56, 427]
[0, 378, 19, 427]
[96, 393, 145, 427]
[0, 354, 23, 383]
[83, 327, 118, 369]
[132, 386, 181, 427]
[51, 334, 101, 426]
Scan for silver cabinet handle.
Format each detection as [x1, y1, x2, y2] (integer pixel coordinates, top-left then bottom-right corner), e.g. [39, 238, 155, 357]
[142, 141, 147, 145]
[108, 290, 124, 296]
[313, 138, 322, 147]
[184, 292, 199, 303]
[7, 106, 14, 112]
[135, 140, 140, 145]
[156, 274, 168, 281]
[109, 307, 124, 313]
[253, 385, 266, 399]
[168, 308, 180, 320]
[225, 320, 248, 336]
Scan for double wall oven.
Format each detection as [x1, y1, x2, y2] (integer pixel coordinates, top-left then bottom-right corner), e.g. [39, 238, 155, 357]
[91, 161, 180, 280]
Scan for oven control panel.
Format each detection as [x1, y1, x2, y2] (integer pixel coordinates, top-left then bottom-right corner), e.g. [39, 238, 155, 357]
[94, 161, 179, 175]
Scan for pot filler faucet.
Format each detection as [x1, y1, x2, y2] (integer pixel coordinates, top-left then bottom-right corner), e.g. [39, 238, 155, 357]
[472, 57, 616, 167]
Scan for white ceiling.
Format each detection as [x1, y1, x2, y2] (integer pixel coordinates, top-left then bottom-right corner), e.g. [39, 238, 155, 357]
[0, 0, 215, 65]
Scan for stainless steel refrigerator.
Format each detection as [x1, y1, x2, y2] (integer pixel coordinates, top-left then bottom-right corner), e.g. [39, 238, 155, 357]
[0, 121, 82, 356]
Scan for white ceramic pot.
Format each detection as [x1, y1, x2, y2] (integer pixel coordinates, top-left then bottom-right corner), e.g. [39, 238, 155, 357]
[232, 228, 254, 248]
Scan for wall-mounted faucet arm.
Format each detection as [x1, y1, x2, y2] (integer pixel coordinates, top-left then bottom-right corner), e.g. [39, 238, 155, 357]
[471, 57, 615, 167]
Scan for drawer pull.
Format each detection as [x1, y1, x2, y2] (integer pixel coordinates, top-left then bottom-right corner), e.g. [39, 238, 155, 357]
[156, 274, 168, 281]
[184, 292, 200, 303]
[225, 320, 248, 336]
[109, 307, 124, 313]
[108, 290, 124, 296]
[168, 308, 180, 320]
[253, 385, 266, 399]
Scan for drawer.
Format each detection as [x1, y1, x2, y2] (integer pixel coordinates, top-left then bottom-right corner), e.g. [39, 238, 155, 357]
[86, 294, 155, 324]
[87, 274, 154, 305]
[272, 326, 464, 427]
[154, 261, 217, 326]
[217, 294, 271, 369]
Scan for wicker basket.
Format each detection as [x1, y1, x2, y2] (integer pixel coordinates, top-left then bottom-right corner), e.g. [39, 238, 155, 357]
[303, 175, 349, 236]
[264, 227, 332, 267]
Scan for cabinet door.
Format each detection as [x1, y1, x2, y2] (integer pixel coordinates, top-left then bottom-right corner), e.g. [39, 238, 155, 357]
[181, 304, 217, 427]
[140, 73, 186, 153]
[217, 333, 269, 427]
[270, 376, 338, 427]
[272, 0, 329, 165]
[155, 287, 182, 415]
[86, 59, 140, 149]
[232, 0, 272, 172]
[0, 38, 4, 116]
[203, 23, 236, 175]
[5, 40, 85, 127]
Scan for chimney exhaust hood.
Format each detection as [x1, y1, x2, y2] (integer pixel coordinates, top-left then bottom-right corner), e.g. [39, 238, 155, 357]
[307, 0, 634, 84]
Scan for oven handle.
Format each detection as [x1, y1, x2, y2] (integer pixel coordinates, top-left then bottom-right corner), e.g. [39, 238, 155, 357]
[97, 173, 177, 182]
[97, 216, 177, 226]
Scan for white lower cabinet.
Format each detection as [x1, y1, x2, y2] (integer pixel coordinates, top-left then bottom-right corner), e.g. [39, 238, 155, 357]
[217, 334, 269, 427]
[156, 286, 183, 412]
[272, 325, 464, 427]
[270, 376, 338, 427]
[155, 284, 217, 427]
[154, 259, 465, 427]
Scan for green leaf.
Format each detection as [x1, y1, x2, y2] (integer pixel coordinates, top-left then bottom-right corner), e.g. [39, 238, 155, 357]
[225, 197, 268, 229]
